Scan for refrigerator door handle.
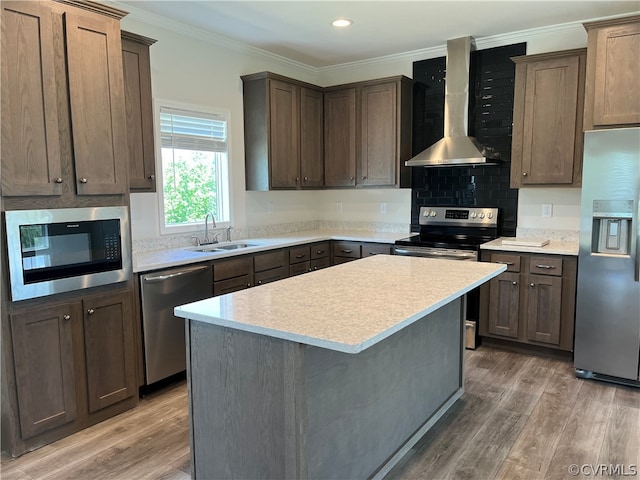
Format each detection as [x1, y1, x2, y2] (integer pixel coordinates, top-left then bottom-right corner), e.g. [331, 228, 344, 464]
[636, 204, 639, 282]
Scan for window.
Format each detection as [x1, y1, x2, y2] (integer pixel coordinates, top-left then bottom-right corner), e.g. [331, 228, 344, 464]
[157, 103, 230, 233]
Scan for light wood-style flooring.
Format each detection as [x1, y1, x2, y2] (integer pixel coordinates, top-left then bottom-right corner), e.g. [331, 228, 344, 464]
[2, 346, 639, 479]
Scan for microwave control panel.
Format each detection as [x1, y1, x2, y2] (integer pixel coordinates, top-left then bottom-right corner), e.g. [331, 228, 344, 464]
[104, 234, 121, 261]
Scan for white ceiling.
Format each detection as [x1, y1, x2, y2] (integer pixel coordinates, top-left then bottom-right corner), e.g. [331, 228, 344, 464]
[117, 1, 639, 67]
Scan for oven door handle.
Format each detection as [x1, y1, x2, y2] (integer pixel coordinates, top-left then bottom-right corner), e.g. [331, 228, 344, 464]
[394, 247, 477, 260]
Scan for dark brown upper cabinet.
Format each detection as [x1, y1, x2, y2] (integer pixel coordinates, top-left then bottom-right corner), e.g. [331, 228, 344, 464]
[122, 31, 157, 192]
[510, 49, 586, 188]
[1, 1, 128, 199]
[583, 15, 640, 129]
[242, 72, 412, 190]
[242, 72, 324, 190]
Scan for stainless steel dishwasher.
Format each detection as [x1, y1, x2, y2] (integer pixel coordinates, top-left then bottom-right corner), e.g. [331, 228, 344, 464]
[140, 264, 212, 385]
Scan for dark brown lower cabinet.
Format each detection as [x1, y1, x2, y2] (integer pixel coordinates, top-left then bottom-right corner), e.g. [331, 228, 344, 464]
[10, 303, 81, 439]
[480, 251, 577, 352]
[213, 257, 253, 295]
[6, 288, 138, 454]
[487, 271, 520, 338]
[83, 291, 136, 413]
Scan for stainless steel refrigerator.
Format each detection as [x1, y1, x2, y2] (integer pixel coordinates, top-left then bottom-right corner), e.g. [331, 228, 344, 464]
[574, 127, 640, 387]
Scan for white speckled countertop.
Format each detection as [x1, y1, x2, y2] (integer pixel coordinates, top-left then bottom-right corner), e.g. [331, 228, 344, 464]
[133, 229, 414, 273]
[174, 255, 506, 354]
[480, 237, 579, 256]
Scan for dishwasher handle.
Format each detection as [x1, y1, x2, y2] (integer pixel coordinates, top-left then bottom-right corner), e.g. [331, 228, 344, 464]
[143, 265, 210, 283]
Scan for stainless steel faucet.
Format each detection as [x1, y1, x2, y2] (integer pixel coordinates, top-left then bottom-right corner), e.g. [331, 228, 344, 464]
[203, 212, 217, 244]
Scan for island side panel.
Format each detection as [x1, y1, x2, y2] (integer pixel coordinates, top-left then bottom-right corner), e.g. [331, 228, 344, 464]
[304, 298, 463, 479]
[187, 321, 306, 479]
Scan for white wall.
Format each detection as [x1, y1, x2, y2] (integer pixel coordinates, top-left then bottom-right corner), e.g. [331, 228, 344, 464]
[124, 14, 592, 241]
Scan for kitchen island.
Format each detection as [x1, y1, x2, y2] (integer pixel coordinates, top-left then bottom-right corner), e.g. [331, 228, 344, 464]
[175, 255, 505, 479]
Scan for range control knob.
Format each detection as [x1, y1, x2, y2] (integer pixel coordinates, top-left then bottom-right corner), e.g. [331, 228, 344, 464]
[479, 213, 485, 219]
[422, 210, 429, 216]
[430, 211, 437, 217]
[487, 212, 494, 219]
[470, 212, 477, 219]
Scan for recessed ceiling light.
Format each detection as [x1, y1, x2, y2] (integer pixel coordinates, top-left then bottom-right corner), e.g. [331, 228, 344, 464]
[332, 18, 353, 28]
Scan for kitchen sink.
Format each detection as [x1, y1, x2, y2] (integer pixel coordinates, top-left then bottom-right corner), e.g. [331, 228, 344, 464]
[188, 242, 256, 253]
[213, 243, 255, 250]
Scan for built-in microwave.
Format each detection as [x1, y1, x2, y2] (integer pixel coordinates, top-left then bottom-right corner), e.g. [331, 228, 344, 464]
[4, 206, 131, 301]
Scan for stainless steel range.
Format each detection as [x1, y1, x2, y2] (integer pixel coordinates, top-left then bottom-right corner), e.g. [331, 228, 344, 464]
[394, 206, 499, 259]
[394, 206, 500, 348]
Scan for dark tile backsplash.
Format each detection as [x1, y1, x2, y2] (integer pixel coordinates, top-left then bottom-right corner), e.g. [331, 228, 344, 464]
[411, 43, 526, 237]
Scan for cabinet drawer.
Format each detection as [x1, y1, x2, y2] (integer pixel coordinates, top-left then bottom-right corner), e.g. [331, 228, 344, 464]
[333, 241, 360, 259]
[289, 245, 311, 264]
[362, 243, 391, 256]
[289, 261, 310, 276]
[213, 257, 252, 282]
[310, 242, 330, 259]
[255, 267, 287, 286]
[490, 253, 521, 272]
[529, 257, 563, 276]
[254, 250, 286, 272]
[311, 257, 331, 271]
[213, 275, 252, 296]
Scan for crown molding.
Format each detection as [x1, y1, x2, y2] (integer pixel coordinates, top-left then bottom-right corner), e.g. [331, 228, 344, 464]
[106, 3, 638, 76]
[106, 1, 317, 76]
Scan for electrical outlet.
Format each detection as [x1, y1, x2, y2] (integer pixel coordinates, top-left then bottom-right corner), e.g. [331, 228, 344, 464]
[336, 202, 343, 213]
[380, 202, 387, 214]
[541, 203, 553, 218]
[267, 202, 274, 214]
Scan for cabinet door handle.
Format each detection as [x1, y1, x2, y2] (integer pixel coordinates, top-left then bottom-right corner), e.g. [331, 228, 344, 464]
[87, 309, 95, 315]
[530, 283, 535, 287]
[295, 254, 306, 259]
[350, 176, 354, 181]
[362, 176, 367, 180]
[246, 283, 252, 288]
[512, 281, 517, 285]
[79, 177, 88, 184]
[341, 249, 353, 254]
[63, 314, 71, 320]
[522, 172, 528, 177]
[535, 264, 555, 269]
[368, 252, 376, 255]
[148, 174, 155, 181]
[316, 250, 325, 255]
[296, 177, 300, 182]
[303, 176, 308, 182]
[54, 177, 63, 184]
[496, 261, 514, 265]
[257, 280, 263, 285]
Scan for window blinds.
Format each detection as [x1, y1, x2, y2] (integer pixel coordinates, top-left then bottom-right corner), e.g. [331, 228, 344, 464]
[160, 107, 227, 153]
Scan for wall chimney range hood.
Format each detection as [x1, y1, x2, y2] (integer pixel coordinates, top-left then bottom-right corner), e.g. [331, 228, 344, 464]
[406, 36, 498, 167]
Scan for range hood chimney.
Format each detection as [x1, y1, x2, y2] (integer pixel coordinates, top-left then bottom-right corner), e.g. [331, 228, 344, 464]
[406, 36, 498, 167]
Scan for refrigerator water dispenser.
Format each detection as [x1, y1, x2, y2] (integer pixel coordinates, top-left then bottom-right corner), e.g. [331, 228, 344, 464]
[591, 200, 633, 255]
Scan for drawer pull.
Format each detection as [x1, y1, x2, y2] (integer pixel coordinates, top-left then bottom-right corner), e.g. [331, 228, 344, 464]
[368, 252, 376, 255]
[54, 177, 63, 184]
[512, 281, 517, 285]
[496, 261, 515, 265]
[295, 254, 306, 259]
[530, 283, 535, 287]
[535, 264, 555, 269]
[341, 249, 353, 254]
[87, 309, 95, 315]
[63, 314, 71, 320]
[316, 250, 325, 255]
